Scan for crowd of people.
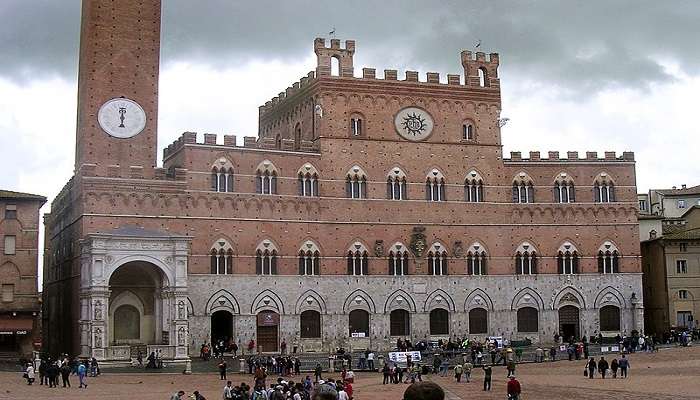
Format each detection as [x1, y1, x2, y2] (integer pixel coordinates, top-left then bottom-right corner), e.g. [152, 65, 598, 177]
[23, 355, 98, 389]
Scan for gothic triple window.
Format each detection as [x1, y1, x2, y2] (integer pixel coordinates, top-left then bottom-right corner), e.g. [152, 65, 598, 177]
[594, 173, 616, 203]
[512, 172, 535, 203]
[255, 240, 278, 275]
[598, 241, 620, 274]
[211, 158, 234, 193]
[210, 239, 234, 275]
[464, 170, 484, 202]
[515, 242, 537, 275]
[346, 166, 368, 199]
[557, 242, 579, 274]
[388, 242, 409, 275]
[554, 173, 575, 203]
[426, 169, 446, 202]
[298, 241, 320, 276]
[347, 242, 369, 276]
[466, 242, 487, 275]
[298, 163, 319, 197]
[387, 168, 408, 200]
[427, 242, 448, 275]
[256, 160, 278, 195]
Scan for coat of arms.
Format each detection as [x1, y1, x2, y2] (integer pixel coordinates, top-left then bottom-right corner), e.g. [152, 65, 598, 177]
[374, 240, 384, 257]
[453, 241, 464, 258]
[410, 226, 427, 258]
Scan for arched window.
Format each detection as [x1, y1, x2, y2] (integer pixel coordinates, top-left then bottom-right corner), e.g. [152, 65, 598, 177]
[211, 158, 234, 193]
[255, 240, 278, 275]
[390, 309, 410, 336]
[330, 56, 340, 76]
[464, 170, 484, 202]
[598, 241, 620, 274]
[256, 160, 278, 195]
[300, 310, 321, 338]
[478, 67, 487, 87]
[469, 308, 488, 334]
[349, 309, 369, 337]
[599, 305, 621, 331]
[347, 242, 369, 276]
[350, 113, 364, 137]
[388, 242, 409, 276]
[387, 168, 408, 200]
[462, 121, 475, 141]
[429, 308, 449, 335]
[557, 242, 579, 275]
[517, 307, 538, 333]
[294, 123, 302, 151]
[210, 239, 234, 275]
[426, 169, 446, 201]
[298, 163, 319, 197]
[427, 242, 448, 275]
[298, 241, 320, 276]
[515, 242, 537, 275]
[594, 173, 616, 203]
[467, 242, 487, 275]
[346, 166, 368, 199]
[512, 172, 535, 203]
[553, 173, 575, 203]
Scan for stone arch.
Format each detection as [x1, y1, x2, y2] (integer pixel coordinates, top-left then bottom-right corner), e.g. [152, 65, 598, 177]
[109, 289, 145, 316]
[295, 289, 327, 314]
[105, 255, 173, 288]
[343, 289, 376, 313]
[256, 159, 279, 174]
[465, 288, 494, 311]
[594, 286, 627, 308]
[424, 289, 456, 312]
[384, 289, 416, 313]
[251, 289, 285, 314]
[553, 286, 587, 309]
[205, 289, 241, 316]
[297, 162, 320, 177]
[511, 287, 545, 310]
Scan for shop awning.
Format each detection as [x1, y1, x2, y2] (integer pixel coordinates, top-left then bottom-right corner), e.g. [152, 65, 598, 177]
[0, 318, 33, 334]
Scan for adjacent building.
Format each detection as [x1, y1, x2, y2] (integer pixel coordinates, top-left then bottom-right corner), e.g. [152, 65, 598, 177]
[641, 184, 700, 335]
[0, 190, 46, 358]
[43, 0, 644, 361]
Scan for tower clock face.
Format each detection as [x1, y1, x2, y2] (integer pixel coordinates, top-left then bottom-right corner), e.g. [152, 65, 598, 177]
[97, 97, 147, 139]
[394, 107, 434, 141]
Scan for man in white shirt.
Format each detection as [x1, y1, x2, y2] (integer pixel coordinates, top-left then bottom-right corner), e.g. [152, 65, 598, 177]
[223, 380, 234, 399]
[367, 351, 375, 371]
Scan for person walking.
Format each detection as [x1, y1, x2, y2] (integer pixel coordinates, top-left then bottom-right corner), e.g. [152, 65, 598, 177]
[598, 357, 609, 379]
[60, 362, 71, 387]
[24, 363, 35, 385]
[439, 357, 449, 377]
[223, 381, 234, 399]
[610, 358, 619, 378]
[482, 365, 492, 391]
[454, 363, 463, 382]
[506, 360, 516, 378]
[586, 357, 596, 379]
[382, 363, 391, 385]
[463, 360, 473, 383]
[77, 361, 88, 388]
[367, 351, 375, 371]
[618, 354, 630, 378]
[507, 376, 522, 400]
[314, 363, 323, 382]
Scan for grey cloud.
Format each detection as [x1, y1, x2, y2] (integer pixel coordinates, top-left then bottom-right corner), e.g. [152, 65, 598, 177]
[1, 0, 699, 93]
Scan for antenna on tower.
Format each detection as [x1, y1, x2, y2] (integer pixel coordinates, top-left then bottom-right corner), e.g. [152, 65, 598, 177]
[329, 27, 336, 38]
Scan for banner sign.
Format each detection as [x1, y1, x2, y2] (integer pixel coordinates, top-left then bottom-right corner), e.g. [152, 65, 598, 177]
[388, 351, 422, 363]
[257, 312, 280, 326]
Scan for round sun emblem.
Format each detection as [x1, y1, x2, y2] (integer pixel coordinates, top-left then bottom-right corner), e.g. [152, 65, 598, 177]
[394, 107, 434, 141]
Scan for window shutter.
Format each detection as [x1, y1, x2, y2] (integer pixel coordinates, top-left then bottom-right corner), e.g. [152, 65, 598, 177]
[271, 255, 278, 275]
[403, 253, 409, 275]
[609, 184, 616, 202]
[271, 174, 277, 194]
[313, 255, 320, 275]
[357, 119, 362, 135]
[313, 178, 319, 196]
[347, 254, 353, 275]
[557, 254, 563, 274]
[210, 254, 217, 274]
[299, 255, 305, 275]
[527, 184, 534, 203]
[594, 183, 600, 202]
[362, 253, 369, 275]
[211, 173, 218, 191]
[255, 255, 262, 275]
[532, 255, 538, 274]
[553, 184, 560, 203]
[255, 174, 262, 193]
[569, 184, 576, 202]
[478, 184, 484, 202]
[387, 180, 393, 199]
[401, 180, 407, 200]
[388, 254, 394, 274]
[226, 255, 233, 274]
[360, 178, 367, 198]
[219, 174, 226, 192]
[573, 255, 579, 274]
[298, 176, 304, 196]
[346, 178, 352, 198]
[598, 253, 604, 273]
[514, 254, 521, 274]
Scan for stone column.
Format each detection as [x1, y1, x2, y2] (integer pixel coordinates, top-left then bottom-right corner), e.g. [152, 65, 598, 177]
[174, 293, 190, 360]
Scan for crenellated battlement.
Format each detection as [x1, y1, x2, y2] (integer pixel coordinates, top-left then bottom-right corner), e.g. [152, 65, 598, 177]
[259, 71, 316, 118]
[461, 50, 500, 88]
[504, 150, 635, 162]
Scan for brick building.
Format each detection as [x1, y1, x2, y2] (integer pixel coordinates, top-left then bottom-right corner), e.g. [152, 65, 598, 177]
[43, 0, 643, 360]
[1, 190, 46, 358]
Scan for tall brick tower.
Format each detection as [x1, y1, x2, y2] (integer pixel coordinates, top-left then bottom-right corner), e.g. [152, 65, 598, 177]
[74, 0, 161, 176]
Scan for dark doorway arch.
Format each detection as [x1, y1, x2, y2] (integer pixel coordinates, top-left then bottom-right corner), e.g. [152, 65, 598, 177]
[469, 308, 488, 334]
[559, 305, 580, 340]
[390, 309, 410, 336]
[349, 309, 369, 337]
[114, 304, 140, 341]
[211, 310, 233, 345]
[600, 305, 621, 332]
[256, 311, 279, 352]
[429, 308, 449, 335]
[300, 310, 321, 338]
[517, 307, 538, 333]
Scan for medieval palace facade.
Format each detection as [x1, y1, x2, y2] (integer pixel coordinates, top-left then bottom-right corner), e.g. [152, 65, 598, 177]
[43, 0, 643, 360]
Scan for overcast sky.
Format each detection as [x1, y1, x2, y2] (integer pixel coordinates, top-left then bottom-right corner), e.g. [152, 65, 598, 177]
[2, 0, 700, 212]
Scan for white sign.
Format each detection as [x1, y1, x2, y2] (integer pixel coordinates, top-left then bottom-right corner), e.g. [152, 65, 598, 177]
[388, 351, 422, 363]
[394, 107, 434, 141]
[351, 332, 366, 338]
[98, 97, 147, 139]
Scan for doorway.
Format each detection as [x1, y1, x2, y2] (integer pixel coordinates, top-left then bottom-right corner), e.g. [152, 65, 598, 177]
[558, 305, 580, 341]
[256, 311, 279, 352]
[211, 310, 233, 345]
